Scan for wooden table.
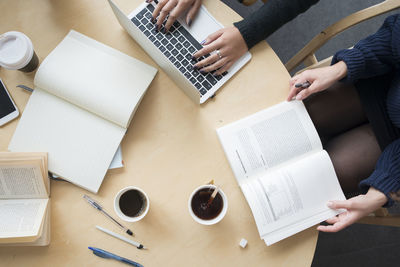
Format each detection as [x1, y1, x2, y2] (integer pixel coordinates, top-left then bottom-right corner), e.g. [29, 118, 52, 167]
[0, 0, 317, 266]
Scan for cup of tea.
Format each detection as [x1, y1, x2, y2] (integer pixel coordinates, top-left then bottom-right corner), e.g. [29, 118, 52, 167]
[188, 184, 228, 225]
[114, 186, 149, 222]
[0, 31, 39, 73]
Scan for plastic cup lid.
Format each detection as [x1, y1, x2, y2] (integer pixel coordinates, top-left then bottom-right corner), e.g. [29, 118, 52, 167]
[0, 31, 34, 70]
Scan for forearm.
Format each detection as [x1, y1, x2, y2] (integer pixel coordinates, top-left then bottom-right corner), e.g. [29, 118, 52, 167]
[329, 61, 348, 82]
[365, 187, 388, 210]
[234, 0, 319, 49]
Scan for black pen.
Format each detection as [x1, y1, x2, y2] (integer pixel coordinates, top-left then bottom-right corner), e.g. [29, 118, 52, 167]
[295, 81, 311, 88]
[83, 195, 134, 236]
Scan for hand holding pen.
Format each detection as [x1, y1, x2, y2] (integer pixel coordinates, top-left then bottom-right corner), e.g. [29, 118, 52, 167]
[287, 62, 348, 101]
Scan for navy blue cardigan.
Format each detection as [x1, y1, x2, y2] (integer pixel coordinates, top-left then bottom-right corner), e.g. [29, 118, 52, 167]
[332, 14, 400, 206]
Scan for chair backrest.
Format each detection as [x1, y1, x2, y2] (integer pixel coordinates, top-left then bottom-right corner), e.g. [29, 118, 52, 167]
[285, 0, 400, 73]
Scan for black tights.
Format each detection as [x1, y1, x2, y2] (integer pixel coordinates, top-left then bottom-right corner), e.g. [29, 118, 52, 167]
[303, 82, 382, 193]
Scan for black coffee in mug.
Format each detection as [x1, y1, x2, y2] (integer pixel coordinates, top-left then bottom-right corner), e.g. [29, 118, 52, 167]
[191, 188, 223, 220]
[119, 189, 147, 217]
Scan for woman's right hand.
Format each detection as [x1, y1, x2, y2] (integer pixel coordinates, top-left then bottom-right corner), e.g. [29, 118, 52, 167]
[192, 26, 248, 75]
[287, 61, 348, 101]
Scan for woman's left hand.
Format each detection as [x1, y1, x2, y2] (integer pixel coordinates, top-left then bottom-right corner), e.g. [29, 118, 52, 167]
[317, 187, 387, 232]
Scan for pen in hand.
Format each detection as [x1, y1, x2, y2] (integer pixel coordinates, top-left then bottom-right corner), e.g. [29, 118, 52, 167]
[83, 195, 134, 236]
[292, 81, 311, 101]
[295, 81, 311, 89]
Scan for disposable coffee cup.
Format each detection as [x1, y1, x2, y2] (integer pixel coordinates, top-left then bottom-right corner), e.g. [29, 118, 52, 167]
[114, 186, 149, 222]
[0, 31, 39, 72]
[188, 184, 228, 225]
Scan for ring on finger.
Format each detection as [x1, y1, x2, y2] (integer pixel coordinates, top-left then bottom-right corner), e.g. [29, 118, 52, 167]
[216, 49, 222, 59]
[196, 53, 219, 68]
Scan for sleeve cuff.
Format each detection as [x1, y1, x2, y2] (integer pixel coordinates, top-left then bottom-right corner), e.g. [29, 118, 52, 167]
[331, 48, 366, 82]
[359, 169, 400, 207]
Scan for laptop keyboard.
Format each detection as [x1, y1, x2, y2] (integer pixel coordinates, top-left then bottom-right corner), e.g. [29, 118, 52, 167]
[131, 4, 227, 96]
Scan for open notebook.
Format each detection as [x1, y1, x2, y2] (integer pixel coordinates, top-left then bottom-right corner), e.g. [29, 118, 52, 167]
[9, 30, 157, 193]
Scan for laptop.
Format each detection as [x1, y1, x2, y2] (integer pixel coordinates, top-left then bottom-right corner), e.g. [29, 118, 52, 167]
[107, 0, 251, 104]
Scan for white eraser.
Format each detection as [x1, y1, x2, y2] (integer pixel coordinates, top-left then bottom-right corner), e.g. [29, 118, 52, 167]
[239, 238, 248, 248]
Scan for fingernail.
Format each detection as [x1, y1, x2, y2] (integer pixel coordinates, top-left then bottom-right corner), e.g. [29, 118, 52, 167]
[200, 39, 206, 45]
[193, 66, 198, 70]
[327, 201, 334, 208]
[295, 94, 302, 100]
[200, 70, 206, 74]
[188, 19, 192, 27]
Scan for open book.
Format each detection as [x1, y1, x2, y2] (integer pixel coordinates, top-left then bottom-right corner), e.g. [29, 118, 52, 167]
[217, 101, 345, 245]
[0, 152, 50, 246]
[9, 30, 157, 193]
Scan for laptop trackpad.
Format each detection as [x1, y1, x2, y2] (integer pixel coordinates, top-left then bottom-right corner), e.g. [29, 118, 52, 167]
[179, 6, 222, 43]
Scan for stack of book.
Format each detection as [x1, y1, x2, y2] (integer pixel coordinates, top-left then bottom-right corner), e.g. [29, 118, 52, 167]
[0, 152, 50, 246]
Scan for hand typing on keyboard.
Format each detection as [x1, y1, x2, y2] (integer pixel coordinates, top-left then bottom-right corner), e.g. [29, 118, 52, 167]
[192, 27, 248, 75]
[132, 3, 226, 96]
[147, 0, 202, 31]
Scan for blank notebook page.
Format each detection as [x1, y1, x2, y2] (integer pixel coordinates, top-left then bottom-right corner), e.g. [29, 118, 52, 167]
[9, 89, 125, 193]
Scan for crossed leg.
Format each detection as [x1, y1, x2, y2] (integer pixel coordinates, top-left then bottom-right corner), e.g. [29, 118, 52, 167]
[303, 82, 382, 193]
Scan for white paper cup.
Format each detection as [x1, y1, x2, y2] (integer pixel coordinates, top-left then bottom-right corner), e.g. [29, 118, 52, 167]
[114, 186, 149, 222]
[188, 185, 228, 225]
[0, 31, 39, 72]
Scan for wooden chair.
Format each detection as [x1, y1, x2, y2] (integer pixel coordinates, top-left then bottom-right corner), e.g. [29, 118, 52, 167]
[285, 0, 400, 73]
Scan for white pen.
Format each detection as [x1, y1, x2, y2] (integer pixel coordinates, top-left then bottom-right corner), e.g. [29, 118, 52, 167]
[96, 225, 147, 250]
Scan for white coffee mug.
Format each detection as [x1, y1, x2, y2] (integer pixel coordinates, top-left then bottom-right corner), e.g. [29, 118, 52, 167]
[188, 184, 228, 225]
[114, 186, 150, 222]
